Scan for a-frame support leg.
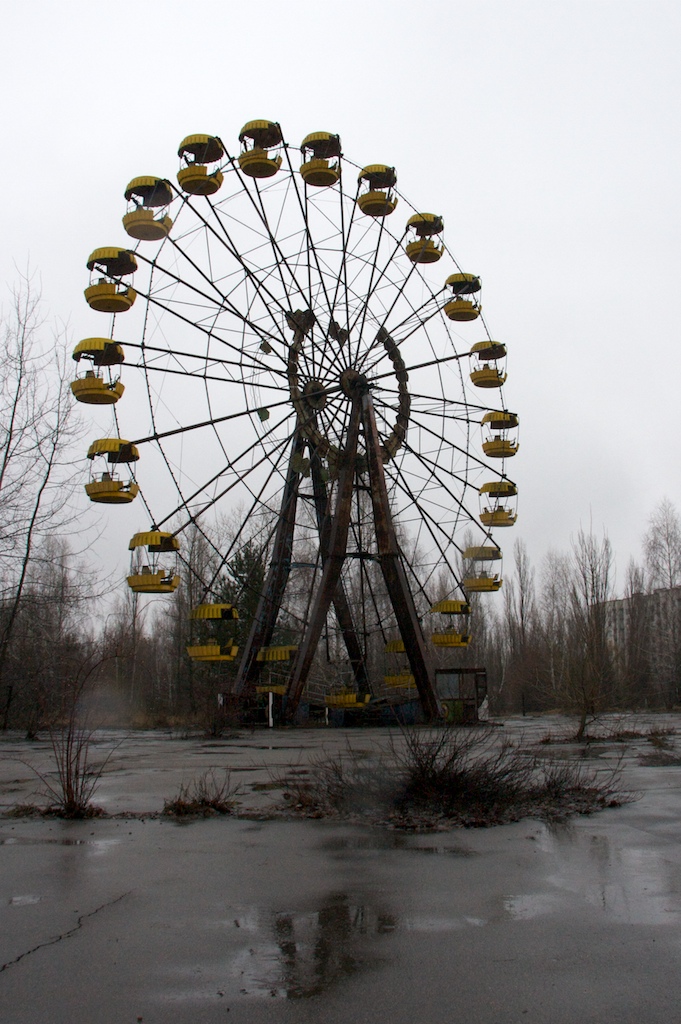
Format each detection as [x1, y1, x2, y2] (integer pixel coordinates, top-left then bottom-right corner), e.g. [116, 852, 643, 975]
[309, 443, 370, 695]
[285, 398, 362, 718]
[361, 393, 440, 721]
[233, 429, 307, 695]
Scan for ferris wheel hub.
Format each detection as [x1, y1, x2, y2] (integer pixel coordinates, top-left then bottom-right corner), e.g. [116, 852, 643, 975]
[302, 380, 328, 410]
[339, 368, 369, 398]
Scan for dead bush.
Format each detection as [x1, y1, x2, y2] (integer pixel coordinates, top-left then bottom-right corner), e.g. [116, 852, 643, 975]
[282, 726, 628, 828]
[280, 748, 393, 816]
[163, 769, 239, 818]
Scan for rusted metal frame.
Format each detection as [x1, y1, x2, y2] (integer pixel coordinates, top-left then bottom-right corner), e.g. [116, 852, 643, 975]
[233, 428, 307, 695]
[361, 392, 440, 721]
[308, 437, 370, 694]
[285, 397, 362, 718]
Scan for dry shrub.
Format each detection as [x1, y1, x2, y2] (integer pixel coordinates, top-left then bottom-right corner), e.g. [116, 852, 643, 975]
[16, 724, 119, 819]
[283, 726, 627, 828]
[281, 748, 393, 816]
[163, 769, 239, 818]
[391, 728, 533, 818]
[40, 726, 113, 817]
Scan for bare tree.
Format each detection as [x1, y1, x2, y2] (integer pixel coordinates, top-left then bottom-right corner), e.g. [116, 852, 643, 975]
[499, 539, 541, 711]
[536, 548, 572, 704]
[642, 498, 681, 707]
[563, 528, 615, 739]
[618, 559, 651, 705]
[0, 278, 81, 728]
[644, 498, 681, 590]
[2, 538, 98, 734]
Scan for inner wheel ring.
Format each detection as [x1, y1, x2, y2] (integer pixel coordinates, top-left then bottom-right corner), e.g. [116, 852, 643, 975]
[287, 322, 411, 463]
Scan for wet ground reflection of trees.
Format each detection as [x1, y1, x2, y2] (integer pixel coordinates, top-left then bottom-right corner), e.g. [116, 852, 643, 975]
[272, 892, 397, 998]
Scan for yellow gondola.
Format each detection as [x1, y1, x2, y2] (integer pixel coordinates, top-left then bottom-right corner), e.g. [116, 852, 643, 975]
[299, 131, 341, 187]
[190, 603, 239, 620]
[85, 438, 139, 504]
[479, 480, 518, 525]
[479, 477, 518, 527]
[481, 410, 519, 458]
[383, 673, 416, 689]
[71, 337, 125, 405]
[85, 248, 137, 313]
[186, 644, 239, 662]
[431, 632, 471, 648]
[357, 165, 397, 217]
[177, 134, 225, 195]
[325, 690, 371, 708]
[463, 543, 503, 594]
[443, 272, 481, 321]
[123, 176, 174, 240]
[405, 213, 444, 263]
[238, 120, 283, 178]
[429, 598, 471, 648]
[186, 604, 239, 661]
[256, 645, 298, 662]
[469, 340, 507, 388]
[127, 531, 180, 594]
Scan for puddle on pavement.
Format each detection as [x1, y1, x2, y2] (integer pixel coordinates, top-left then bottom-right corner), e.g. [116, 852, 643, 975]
[222, 744, 308, 752]
[231, 892, 396, 998]
[8, 894, 42, 905]
[321, 833, 474, 856]
[0, 836, 121, 850]
[502, 828, 681, 925]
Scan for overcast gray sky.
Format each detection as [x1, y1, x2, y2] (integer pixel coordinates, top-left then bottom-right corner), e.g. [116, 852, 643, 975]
[2, 0, 679, 592]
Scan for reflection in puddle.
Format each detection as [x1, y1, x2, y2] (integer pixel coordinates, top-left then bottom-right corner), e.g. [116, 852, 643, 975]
[502, 828, 681, 926]
[232, 893, 397, 998]
[503, 894, 563, 920]
[321, 833, 473, 857]
[0, 836, 121, 851]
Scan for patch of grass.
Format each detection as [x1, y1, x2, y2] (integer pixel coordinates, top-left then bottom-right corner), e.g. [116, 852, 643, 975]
[648, 728, 676, 750]
[3, 801, 107, 819]
[3, 803, 44, 818]
[638, 750, 681, 767]
[589, 721, 677, 745]
[280, 727, 627, 829]
[163, 770, 240, 819]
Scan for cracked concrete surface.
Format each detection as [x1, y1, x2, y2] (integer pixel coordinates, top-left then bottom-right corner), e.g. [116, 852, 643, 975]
[1, 715, 681, 1023]
[1, 891, 130, 974]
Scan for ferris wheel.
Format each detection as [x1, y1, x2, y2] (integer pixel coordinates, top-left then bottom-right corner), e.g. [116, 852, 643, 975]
[72, 120, 519, 721]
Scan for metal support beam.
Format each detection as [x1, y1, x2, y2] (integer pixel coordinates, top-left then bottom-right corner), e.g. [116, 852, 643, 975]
[309, 441, 370, 694]
[361, 393, 440, 721]
[233, 429, 307, 695]
[285, 397, 362, 718]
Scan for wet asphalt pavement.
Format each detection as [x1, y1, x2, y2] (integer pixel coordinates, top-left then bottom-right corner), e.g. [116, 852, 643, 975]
[1, 716, 681, 1023]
